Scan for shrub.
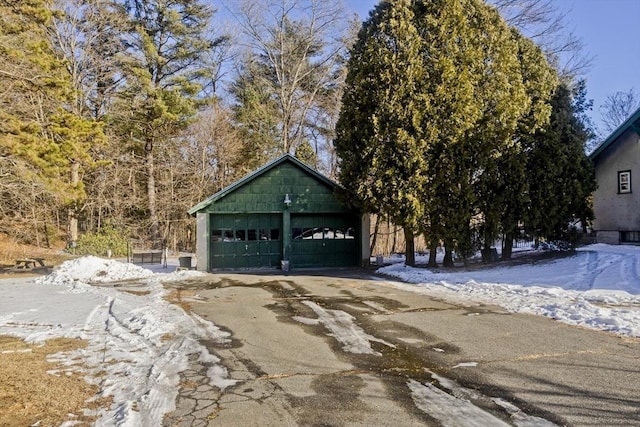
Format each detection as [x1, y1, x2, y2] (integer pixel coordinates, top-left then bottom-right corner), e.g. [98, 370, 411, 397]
[74, 224, 128, 257]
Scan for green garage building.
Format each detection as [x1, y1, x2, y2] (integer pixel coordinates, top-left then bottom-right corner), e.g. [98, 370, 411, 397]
[188, 154, 370, 271]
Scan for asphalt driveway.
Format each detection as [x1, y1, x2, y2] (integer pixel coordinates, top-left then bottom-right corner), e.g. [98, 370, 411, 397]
[162, 271, 640, 426]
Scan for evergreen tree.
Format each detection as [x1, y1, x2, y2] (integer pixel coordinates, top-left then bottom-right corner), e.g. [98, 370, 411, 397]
[336, 0, 552, 266]
[294, 140, 317, 168]
[525, 81, 596, 244]
[229, 58, 281, 173]
[0, 0, 102, 242]
[335, 0, 428, 266]
[110, 0, 219, 240]
[475, 28, 557, 260]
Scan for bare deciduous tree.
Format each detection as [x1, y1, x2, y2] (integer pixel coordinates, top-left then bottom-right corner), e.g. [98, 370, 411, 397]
[151, 103, 244, 250]
[599, 88, 640, 135]
[231, 0, 349, 155]
[50, 0, 127, 120]
[491, 0, 592, 80]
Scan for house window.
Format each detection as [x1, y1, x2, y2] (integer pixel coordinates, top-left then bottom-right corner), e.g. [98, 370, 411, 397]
[621, 231, 640, 243]
[618, 170, 631, 193]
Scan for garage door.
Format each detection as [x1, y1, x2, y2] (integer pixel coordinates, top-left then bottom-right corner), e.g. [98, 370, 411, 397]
[291, 214, 358, 268]
[210, 214, 281, 269]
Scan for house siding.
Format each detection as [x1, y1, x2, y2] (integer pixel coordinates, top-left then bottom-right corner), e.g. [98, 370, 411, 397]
[592, 128, 640, 243]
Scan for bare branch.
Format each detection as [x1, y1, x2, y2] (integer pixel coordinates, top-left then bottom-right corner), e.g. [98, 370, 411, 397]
[490, 0, 592, 80]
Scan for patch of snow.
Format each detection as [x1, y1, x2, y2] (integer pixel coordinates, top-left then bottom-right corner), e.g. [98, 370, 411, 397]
[493, 398, 558, 427]
[294, 300, 395, 355]
[408, 379, 511, 427]
[452, 362, 478, 368]
[418, 369, 557, 427]
[36, 256, 154, 286]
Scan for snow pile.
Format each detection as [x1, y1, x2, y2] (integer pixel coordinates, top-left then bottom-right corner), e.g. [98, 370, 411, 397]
[378, 244, 640, 337]
[36, 255, 154, 286]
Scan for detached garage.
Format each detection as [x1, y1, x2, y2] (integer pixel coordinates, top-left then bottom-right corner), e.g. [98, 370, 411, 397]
[188, 154, 370, 271]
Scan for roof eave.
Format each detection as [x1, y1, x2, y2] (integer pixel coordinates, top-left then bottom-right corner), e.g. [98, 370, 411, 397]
[590, 106, 640, 161]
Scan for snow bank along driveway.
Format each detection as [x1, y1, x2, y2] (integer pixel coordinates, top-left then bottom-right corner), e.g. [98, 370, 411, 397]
[379, 244, 640, 338]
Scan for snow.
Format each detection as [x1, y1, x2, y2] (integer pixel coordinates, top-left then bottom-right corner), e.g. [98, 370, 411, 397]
[378, 244, 640, 338]
[293, 300, 396, 355]
[0, 257, 232, 427]
[1, 243, 639, 425]
[409, 369, 558, 427]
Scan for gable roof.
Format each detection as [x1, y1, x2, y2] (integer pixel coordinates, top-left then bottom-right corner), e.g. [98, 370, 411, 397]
[590, 106, 640, 161]
[188, 153, 340, 215]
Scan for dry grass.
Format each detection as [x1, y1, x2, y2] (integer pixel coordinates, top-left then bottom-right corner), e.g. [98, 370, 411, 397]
[165, 289, 197, 312]
[0, 335, 107, 427]
[0, 233, 72, 270]
[121, 289, 152, 296]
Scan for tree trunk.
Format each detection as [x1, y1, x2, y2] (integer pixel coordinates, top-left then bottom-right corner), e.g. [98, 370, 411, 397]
[391, 226, 398, 254]
[428, 241, 438, 268]
[502, 231, 514, 260]
[443, 243, 454, 267]
[69, 161, 79, 243]
[145, 146, 160, 241]
[404, 227, 415, 267]
[384, 218, 391, 254]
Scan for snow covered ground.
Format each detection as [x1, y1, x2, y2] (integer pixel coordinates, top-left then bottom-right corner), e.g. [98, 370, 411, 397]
[378, 243, 640, 337]
[0, 256, 233, 426]
[0, 244, 639, 425]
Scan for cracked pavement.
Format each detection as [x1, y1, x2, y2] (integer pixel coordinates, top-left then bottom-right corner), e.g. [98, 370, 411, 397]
[162, 272, 640, 426]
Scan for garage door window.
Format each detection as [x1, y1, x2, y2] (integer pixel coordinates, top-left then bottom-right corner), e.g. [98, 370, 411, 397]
[212, 228, 280, 242]
[211, 229, 234, 241]
[259, 229, 280, 240]
[293, 226, 356, 240]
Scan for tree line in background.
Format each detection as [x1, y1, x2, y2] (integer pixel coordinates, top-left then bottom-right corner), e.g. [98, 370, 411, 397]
[0, 0, 628, 260]
[0, 0, 350, 253]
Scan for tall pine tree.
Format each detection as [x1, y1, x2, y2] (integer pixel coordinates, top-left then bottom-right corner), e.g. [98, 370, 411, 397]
[335, 0, 428, 266]
[110, 0, 219, 240]
[0, 0, 102, 243]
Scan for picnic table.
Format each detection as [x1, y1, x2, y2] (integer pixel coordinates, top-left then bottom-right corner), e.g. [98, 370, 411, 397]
[12, 258, 46, 270]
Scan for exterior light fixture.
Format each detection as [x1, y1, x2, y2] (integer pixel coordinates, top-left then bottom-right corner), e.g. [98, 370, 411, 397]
[284, 193, 292, 207]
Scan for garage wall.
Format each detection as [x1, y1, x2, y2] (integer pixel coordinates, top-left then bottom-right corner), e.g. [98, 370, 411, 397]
[192, 155, 367, 271]
[205, 163, 349, 214]
[195, 212, 208, 271]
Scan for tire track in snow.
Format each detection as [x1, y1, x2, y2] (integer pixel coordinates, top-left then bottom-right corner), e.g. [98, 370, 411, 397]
[584, 251, 600, 291]
[66, 288, 234, 427]
[566, 251, 598, 291]
[619, 254, 640, 294]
